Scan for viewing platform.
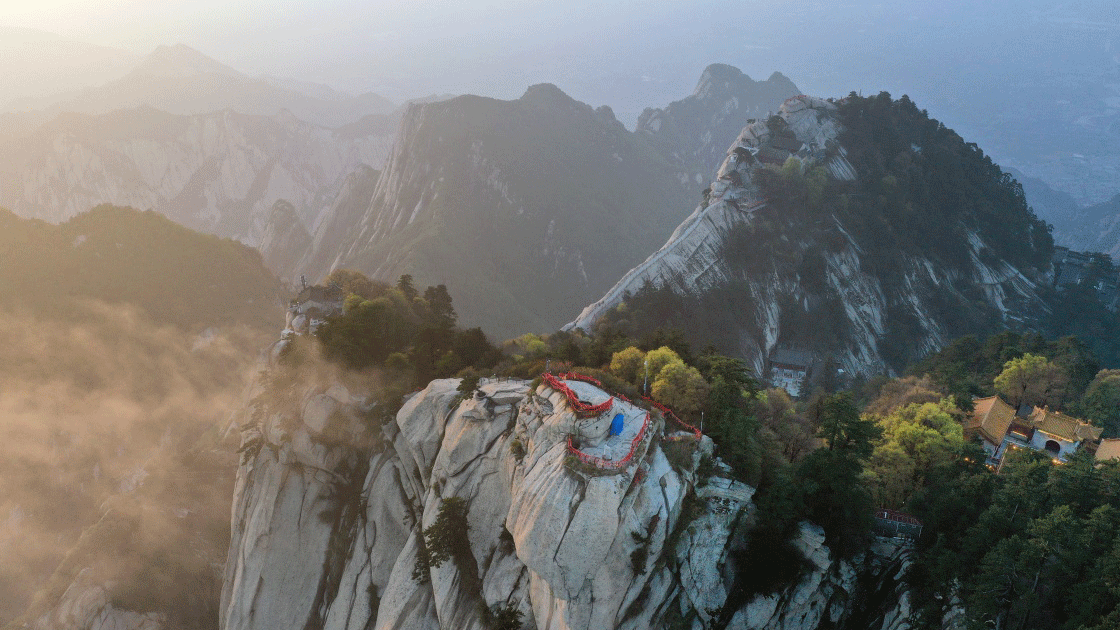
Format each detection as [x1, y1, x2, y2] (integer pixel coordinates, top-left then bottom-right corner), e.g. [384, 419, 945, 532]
[541, 373, 651, 472]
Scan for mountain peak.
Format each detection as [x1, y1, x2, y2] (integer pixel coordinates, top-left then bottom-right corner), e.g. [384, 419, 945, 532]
[134, 44, 241, 79]
[766, 71, 798, 91]
[519, 83, 577, 107]
[693, 63, 750, 98]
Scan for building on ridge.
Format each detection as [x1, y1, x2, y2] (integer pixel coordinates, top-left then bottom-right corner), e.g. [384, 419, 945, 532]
[285, 281, 344, 335]
[767, 348, 818, 398]
[967, 395, 1104, 467]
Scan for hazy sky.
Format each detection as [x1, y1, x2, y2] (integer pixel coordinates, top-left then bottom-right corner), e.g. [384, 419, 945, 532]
[2, 1, 1116, 112]
[1, 0, 1118, 177]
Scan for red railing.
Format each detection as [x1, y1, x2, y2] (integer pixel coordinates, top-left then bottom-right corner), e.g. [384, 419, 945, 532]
[874, 509, 923, 527]
[565, 412, 650, 470]
[642, 396, 702, 440]
[555, 372, 602, 388]
[540, 372, 650, 471]
[541, 372, 613, 418]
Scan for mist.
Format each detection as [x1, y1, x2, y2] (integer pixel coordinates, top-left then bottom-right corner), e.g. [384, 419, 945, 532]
[0, 301, 264, 627]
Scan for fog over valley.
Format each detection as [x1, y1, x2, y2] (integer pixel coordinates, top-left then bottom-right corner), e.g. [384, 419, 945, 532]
[3, 3, 1120, 630]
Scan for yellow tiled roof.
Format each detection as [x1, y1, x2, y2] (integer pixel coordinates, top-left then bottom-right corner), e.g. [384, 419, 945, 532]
[1028, 407, 1103, 443]
[1097, 438, 1120, 462]
[968, 396, 1016, 446]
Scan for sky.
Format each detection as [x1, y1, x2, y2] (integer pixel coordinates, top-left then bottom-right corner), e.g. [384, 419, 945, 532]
[1, 1, 1116, 111]
[1, 0, 1118, 199]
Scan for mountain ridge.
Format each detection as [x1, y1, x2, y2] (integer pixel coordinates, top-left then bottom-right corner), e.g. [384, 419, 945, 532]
[288, 68, 798, 338]
[569, 93, 1052, 376]
[0, 105, 391, 252]
[4, 44, 395, 129]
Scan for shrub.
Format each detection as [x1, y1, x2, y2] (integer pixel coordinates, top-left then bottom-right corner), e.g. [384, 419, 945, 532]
[423, 497, 471, 570]
[509, 439, 526, 461]
[662, 439, 698, 473]
[479, 602, 524, 630]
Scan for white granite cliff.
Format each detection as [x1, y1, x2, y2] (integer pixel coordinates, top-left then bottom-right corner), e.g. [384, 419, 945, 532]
[565, 95, 1047, 377]
[220, 362, 916, 630]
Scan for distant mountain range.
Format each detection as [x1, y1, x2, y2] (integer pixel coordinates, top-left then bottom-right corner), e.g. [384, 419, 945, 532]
[0, 26, 137, 107]
[269, 66, 800, 338]
[635, 64, 800, 196]
[4, 44, 395, 129]
[0, 105, 391, 248]
[1011, 167, 1120, 259]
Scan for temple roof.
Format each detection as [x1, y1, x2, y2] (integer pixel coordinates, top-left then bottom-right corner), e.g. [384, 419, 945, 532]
[967, 396, 1016, 446]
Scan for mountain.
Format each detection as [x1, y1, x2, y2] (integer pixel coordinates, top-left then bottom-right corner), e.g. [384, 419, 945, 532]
[293, 67, 798, 338]
[1006, 167, 1082, 233]
[303, 83, 696, 338]
[0, 106, 391, 250]
[292, 165, 382, 281]
[1009, 167, 1120, 258]
[635, 64, 800, 194]
[567, 93, 1054, 376]
[258, 200, 314, 281]
[0, 27, 137, 107]
[215, 365, 913, 630]
[4, 44, 395, 129]
[0, 204, 283, 329]
[1058, 194, 1120, 258]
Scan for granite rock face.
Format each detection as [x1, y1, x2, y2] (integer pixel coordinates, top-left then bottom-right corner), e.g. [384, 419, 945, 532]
[567, 95, 1048, 377]
[220, 366, 918, 630]
[315, 84, 696, 338]
[0, 107, 390, 249]
[636, 64, 801, 198]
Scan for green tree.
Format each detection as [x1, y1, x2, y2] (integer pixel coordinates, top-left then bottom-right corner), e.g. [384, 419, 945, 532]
[651, 362, 709, 417]
[324, 268, 383, 299]
[753, 388, 814, 462]
[423, 497, 471, 570]
[994, 353, 1066, 408]
[397, 274, 419, 301]
[814, 392, 880, 460]
[422, 284, 457, 330]
[797, 393, 881, 557]
[645, 346, 684, 383]
[865, 399, 965, 508]
[806, 166, 829, 210]
[1078, 369, 1120, 436]
[609, 346, 646, 385]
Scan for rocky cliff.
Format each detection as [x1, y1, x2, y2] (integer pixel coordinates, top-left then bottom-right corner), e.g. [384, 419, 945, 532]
[0, 106, 391, 249]
[294, 66, 799, 339]
[313, 83, 696, 338]
[635, 64, 799, 197]
[220, 360, 917, 630]
[566, 95, 1050, 376]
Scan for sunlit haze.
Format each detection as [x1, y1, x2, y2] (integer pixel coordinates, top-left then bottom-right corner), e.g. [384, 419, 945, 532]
[4, 2, 1120, 628]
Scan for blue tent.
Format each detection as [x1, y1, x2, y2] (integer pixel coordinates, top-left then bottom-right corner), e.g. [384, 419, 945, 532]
[608, 413, 625, 437]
